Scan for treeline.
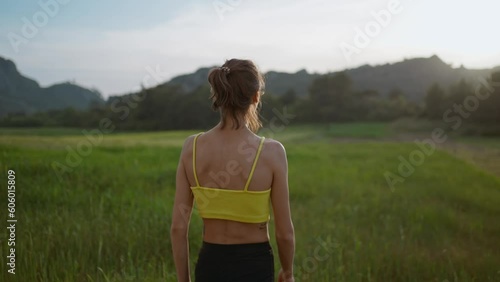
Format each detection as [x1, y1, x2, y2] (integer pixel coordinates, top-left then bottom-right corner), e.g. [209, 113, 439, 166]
[424, 72, 500, 123]
[1, 71, 499, 132]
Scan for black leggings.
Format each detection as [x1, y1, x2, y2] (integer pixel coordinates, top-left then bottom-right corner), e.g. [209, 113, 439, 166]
[195, 241, 274, 282]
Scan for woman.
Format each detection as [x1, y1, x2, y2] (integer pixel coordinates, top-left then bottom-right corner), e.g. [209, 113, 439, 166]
[170, 59, 295, 282]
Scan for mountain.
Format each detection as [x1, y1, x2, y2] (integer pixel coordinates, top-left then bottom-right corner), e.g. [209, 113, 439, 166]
[264, 69, 320, 97]
[0, 56, 105, 117]
[168, 67, 213, 93]
[1, 55, 498, 118]
[164, 67, 319, 97]
[165, 55, 498, 101]
[343, 55, 494, 101]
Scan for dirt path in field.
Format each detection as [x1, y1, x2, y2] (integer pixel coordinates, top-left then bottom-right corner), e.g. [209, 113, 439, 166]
[437, 141, 500, 178]
[331, 134, 500, 179]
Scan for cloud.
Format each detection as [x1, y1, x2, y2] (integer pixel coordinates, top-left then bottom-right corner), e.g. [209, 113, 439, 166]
[1, 0, 499, 97]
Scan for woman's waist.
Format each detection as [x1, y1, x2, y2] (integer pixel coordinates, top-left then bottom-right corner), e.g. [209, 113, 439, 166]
[202, 218, 269, 243]
[199, 240, 273, 257]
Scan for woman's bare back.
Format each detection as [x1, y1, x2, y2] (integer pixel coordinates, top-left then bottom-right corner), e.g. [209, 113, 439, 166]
[183, 128, 280, 244]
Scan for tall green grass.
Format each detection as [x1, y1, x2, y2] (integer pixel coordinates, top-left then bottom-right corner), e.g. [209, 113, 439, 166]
[0, 126, 499, 281]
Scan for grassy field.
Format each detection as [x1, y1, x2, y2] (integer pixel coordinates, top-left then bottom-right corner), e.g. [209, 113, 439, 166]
[0, 123, 499, 281]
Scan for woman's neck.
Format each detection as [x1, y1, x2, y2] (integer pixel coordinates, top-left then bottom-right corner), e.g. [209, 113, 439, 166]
[216, 118, 250, 133]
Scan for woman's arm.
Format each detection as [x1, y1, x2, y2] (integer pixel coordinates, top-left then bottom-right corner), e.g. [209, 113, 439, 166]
[270, 141, 295, 281]
[170, 138, 194, 282]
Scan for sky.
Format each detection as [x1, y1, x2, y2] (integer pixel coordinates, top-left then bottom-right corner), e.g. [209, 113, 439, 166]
[0, 0, 499, 98]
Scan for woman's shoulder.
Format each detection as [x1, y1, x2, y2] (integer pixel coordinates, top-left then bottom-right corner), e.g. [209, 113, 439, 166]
[262, 137, 284, 148]
[180, 132, 204, 153]
[261, 137, 286, 159]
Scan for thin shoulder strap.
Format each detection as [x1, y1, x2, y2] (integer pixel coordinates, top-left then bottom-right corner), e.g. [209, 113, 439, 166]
[244, 136, 266, 191]
[192, 132, 203, 187]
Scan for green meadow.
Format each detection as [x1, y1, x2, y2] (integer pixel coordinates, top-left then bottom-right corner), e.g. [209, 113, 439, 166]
[0, 123, 499, 281]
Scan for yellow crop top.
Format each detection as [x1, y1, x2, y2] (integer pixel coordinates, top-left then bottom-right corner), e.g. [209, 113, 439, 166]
[190, 133, 271, 223]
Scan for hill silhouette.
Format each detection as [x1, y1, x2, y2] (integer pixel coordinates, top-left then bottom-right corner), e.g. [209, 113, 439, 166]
[0, 57, 104, 117]
[166, 55, 497, 100]
[344, 55, 494, 101]
[1, 55, 498, 117]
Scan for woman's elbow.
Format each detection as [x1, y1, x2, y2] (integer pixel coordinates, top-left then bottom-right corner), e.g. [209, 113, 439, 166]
[275, 227, 295, 242]
[170, 224, 189, 238]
